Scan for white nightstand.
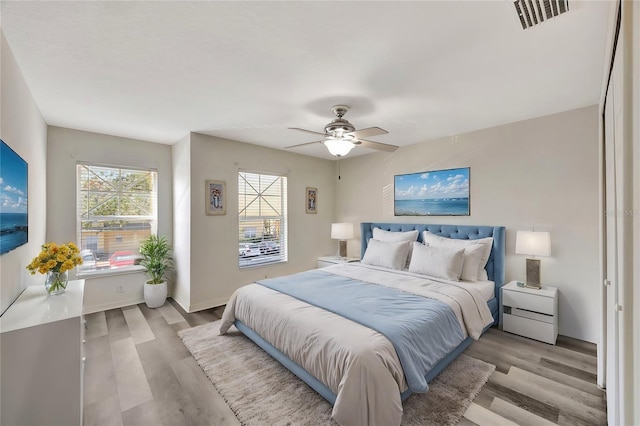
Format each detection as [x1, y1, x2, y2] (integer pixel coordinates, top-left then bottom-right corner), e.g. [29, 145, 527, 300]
[501, 280, 558, 344]
[317, 256, 360, 268]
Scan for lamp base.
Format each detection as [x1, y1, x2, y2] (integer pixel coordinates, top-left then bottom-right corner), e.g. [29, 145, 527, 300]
[339, 240, 347, 258]
[525, 258, 541, 289]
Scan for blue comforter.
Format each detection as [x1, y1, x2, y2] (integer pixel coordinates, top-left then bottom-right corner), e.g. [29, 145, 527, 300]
[256, 269, 465, 392]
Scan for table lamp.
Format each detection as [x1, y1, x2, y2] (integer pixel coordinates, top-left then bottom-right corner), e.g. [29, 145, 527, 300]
[331, 223, 354, 258]
[515, 230, 551, 289]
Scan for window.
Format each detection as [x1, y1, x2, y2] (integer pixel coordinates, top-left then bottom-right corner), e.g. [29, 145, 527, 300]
[238, 171, 287, 268]
[77, 164, 157, 274]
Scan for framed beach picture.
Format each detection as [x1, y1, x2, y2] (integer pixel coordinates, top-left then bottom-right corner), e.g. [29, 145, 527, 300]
[394, 167, 470, 216]
[205, 180, 226, 216]
[306, 187, 317, 214]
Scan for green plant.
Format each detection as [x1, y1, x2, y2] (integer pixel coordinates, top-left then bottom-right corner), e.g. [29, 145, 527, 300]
[139, 235, 173, 284]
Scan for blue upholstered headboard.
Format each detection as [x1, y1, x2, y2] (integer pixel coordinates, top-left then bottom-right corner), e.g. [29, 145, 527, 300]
[360, 223, 506, 301]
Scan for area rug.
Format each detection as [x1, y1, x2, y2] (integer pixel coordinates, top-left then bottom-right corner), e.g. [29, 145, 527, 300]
[178, 321, 495, 426]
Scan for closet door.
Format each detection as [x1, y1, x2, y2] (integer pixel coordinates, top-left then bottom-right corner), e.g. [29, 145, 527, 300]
[603, 42, 626, 426]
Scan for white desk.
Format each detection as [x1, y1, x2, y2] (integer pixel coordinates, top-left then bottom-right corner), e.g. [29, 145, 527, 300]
[1, 280, 85, 425]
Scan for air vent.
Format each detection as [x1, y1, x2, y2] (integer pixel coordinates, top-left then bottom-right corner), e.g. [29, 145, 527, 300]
[513, 0, 569, 30]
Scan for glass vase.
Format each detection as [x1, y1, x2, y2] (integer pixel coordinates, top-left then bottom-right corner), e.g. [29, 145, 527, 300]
[45, 271, 68, 295]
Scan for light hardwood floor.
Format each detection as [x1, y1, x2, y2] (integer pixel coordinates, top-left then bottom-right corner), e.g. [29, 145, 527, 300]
[83, 300, 606, 426]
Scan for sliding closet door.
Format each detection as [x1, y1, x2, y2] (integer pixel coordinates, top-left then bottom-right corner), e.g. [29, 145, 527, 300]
[602, 25, 634, 423]
[603, 62, 620, 426]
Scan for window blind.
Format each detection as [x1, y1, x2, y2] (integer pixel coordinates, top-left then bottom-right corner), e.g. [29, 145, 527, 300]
[238, 171, 287, 268]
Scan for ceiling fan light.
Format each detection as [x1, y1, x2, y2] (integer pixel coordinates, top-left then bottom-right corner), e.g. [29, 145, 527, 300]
[324, 139, 355, 157]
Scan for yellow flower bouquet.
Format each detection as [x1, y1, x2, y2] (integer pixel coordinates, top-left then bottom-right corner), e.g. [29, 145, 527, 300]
[26, 242, 83, 294]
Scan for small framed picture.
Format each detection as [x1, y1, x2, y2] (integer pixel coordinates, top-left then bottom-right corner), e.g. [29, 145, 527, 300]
[306, 187, 317, 214]
[206, 180, 226, 216]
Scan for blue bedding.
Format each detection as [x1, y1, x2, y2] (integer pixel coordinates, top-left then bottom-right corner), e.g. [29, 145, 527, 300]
[256, 269, 465, 392]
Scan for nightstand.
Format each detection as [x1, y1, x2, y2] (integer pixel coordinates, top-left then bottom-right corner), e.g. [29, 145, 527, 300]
[501, 280, 558, 344]
[317, 256, 360, 268]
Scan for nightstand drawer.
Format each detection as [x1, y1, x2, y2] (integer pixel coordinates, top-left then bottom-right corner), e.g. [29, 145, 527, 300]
[503, 313, 557, 344]
[503, 290, 554, 315]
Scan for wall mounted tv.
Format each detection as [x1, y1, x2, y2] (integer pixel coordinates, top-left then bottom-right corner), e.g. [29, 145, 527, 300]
[0, 139, 28, 255]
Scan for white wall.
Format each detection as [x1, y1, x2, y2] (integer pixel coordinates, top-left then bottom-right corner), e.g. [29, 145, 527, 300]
[0, 32, 47, 314]
[46, 126, 173, 313]
[179, 133, 335, 311]
[336, 106, 600, 343]
[172, 134, 191, 309]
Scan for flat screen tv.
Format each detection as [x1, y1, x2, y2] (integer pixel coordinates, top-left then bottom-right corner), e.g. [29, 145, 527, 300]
[0, 139, 28, 254]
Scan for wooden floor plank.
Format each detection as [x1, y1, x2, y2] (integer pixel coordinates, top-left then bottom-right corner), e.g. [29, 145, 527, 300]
[84, 334, 119, 406]
[85, 311, 108, 340]
[111, 337, 154, 412]
[122, 305, 156, 345]
[489, 397, 558, 426]
[539, 357, 598, 384]
[484, 378, 560, 423]
[83, 395, 123, 426]
[463, 402, 519, 426]
[144, 315, 192, 365]
[105, 308, 132, 342]
[507, 367, 606, 412]
[157, 302, 188, 325]
[137, 302, 163, 321]
[121, 400, 163, 426]
[493, 369, 607, 425]
[468, 338, 604, 398]
[483, 329, 597, 372]
[173, 356, 242, 426]
[84, 302, 606, 426]
[556, 335, 597, 357]
[135, 339, 203, 425]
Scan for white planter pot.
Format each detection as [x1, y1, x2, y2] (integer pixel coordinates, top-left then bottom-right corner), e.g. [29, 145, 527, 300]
[144, 281, 167, 308]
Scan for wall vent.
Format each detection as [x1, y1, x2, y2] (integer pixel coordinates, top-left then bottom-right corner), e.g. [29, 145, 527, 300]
[513, 0, 569, 30]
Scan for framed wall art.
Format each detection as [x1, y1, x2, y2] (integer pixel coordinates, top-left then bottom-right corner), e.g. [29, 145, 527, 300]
[0, 139, 29, 254]
[206, 180, 226, 216]
[306, 187, 317, 214]
[394, 167, 470, 216]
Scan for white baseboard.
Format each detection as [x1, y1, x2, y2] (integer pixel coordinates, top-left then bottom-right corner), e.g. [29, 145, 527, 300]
[170, 294, 190, 312]
[83, 295, 230, 314]
[188, 296, 230, 313]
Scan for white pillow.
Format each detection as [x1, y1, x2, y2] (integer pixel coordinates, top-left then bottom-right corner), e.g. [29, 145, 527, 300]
[362, 239, 411, 270]
[372, 228, 419, 267]
[408, 243, 465, 281]
[459, 244, 485, 282]
[422, 231, 493, 281]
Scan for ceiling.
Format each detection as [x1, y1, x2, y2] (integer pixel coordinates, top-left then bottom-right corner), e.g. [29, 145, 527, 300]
[1, 1, 613, 160]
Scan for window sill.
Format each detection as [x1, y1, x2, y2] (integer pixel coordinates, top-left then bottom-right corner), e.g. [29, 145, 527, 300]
[77, 265, 146, 279]
[239, 258, 287, 270]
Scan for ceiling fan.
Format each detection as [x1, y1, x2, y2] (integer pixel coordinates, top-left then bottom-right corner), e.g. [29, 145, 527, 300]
[286, 105, 399, 157]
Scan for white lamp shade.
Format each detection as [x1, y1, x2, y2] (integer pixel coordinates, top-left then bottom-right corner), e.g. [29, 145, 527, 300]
[515, 231, 551, 257]
[324, 139, 355, 157]
[331, 223, 354, 240]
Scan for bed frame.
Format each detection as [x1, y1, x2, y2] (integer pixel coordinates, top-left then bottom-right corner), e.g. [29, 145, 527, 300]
[235, 222, 506, 406]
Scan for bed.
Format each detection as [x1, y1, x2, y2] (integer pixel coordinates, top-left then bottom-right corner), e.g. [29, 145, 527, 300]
[220, 222, 505, 426]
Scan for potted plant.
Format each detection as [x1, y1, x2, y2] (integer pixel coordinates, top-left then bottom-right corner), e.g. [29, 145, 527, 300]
[139, 235, 173, 308]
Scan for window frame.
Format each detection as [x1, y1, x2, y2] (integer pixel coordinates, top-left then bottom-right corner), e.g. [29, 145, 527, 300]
[238, 170, 288, 269]
[76, 162, 158, 276]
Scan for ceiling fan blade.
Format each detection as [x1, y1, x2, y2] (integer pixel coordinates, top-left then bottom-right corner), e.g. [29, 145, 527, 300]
[355, 139, 398, 153]
[350, 127, 388, 139]
[288, 127, 326, 137]
[284, 140, 324, 149]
